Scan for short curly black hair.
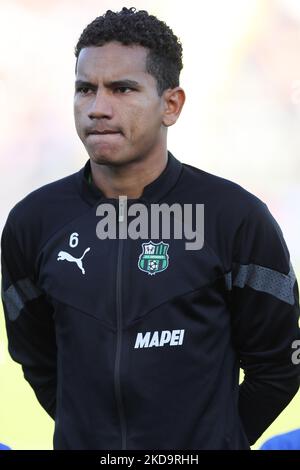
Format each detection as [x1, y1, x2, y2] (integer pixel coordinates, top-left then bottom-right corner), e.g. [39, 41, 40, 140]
[74, 7, 183, 96]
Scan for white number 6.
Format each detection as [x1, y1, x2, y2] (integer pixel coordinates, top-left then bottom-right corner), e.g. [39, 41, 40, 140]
[69, 232, 79, 248]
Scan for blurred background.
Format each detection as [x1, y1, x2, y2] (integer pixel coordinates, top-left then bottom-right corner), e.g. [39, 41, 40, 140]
[0, 0, 299, 450]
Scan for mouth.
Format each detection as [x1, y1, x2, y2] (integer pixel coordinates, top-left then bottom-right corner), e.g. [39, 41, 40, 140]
[86, 130, 121, 136]
[86, 131, 123, 146]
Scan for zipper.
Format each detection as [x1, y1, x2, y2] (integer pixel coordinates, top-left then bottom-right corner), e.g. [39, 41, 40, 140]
[114, 196, 127, 450]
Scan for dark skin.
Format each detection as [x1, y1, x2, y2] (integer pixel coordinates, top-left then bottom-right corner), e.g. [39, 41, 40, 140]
[74, 41, 185, 199]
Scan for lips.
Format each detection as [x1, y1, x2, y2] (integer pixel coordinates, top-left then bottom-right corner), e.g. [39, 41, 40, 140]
[86, 129, 121, 136]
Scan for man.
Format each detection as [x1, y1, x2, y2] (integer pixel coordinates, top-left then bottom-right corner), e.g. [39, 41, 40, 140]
[1, 7, 299, 450]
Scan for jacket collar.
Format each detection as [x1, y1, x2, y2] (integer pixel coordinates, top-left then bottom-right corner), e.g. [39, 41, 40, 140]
[78, 151, 183, 206]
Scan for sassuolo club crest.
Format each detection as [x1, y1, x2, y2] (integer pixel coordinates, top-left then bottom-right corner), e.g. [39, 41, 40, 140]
[138, 241, 169, 275]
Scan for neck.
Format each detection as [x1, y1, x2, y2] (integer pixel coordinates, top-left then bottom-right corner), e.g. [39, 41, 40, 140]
[90, 150, 168, 199]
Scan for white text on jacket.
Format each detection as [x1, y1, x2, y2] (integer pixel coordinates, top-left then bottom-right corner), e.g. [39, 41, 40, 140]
[134, 329, 185, 348]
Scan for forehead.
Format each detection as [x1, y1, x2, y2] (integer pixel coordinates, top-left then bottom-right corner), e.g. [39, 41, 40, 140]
[76, 41, 150, 82]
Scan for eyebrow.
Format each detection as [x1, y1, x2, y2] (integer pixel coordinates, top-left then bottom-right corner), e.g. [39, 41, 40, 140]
[75, 79, 141, 89]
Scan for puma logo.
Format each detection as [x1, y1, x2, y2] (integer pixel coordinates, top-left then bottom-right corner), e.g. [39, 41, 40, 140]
[57, 247, 91, 275]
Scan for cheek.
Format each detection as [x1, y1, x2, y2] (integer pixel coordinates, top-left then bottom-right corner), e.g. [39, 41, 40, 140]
[74, 97, 86, 116]
[126, 103, 162, 137]
[139, 113, 162, 141]
[74, 103, 84, 134]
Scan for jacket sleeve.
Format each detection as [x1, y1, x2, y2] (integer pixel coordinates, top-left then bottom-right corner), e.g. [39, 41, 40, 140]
[1, 219, 57, 419]
[229, 201, 300, 445]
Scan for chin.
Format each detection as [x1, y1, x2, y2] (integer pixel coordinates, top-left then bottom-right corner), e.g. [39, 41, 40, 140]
[89, 148, 138, 167]
[90, 153, 129, 167]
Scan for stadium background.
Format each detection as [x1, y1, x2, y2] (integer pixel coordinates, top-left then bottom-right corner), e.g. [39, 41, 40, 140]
[0, 0, 299, 449]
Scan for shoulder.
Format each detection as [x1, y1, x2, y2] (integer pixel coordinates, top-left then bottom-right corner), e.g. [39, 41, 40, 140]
[5, 169, 81, 232]
[181, 161, 267, 218]
[1, 167, 87, 256]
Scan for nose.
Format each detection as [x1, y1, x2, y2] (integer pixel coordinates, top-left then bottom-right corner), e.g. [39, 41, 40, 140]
[88, 90, 113, 120]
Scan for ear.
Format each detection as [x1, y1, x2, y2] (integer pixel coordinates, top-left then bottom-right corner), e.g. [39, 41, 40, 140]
[162, 87, 186, 127]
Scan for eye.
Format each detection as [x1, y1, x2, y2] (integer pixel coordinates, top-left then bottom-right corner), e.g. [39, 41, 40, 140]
[115, 86, 133, 94]
[76, 87, 92, 95]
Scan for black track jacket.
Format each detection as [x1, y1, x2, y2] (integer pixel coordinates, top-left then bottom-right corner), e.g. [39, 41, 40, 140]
[1, 152, 300, 449]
